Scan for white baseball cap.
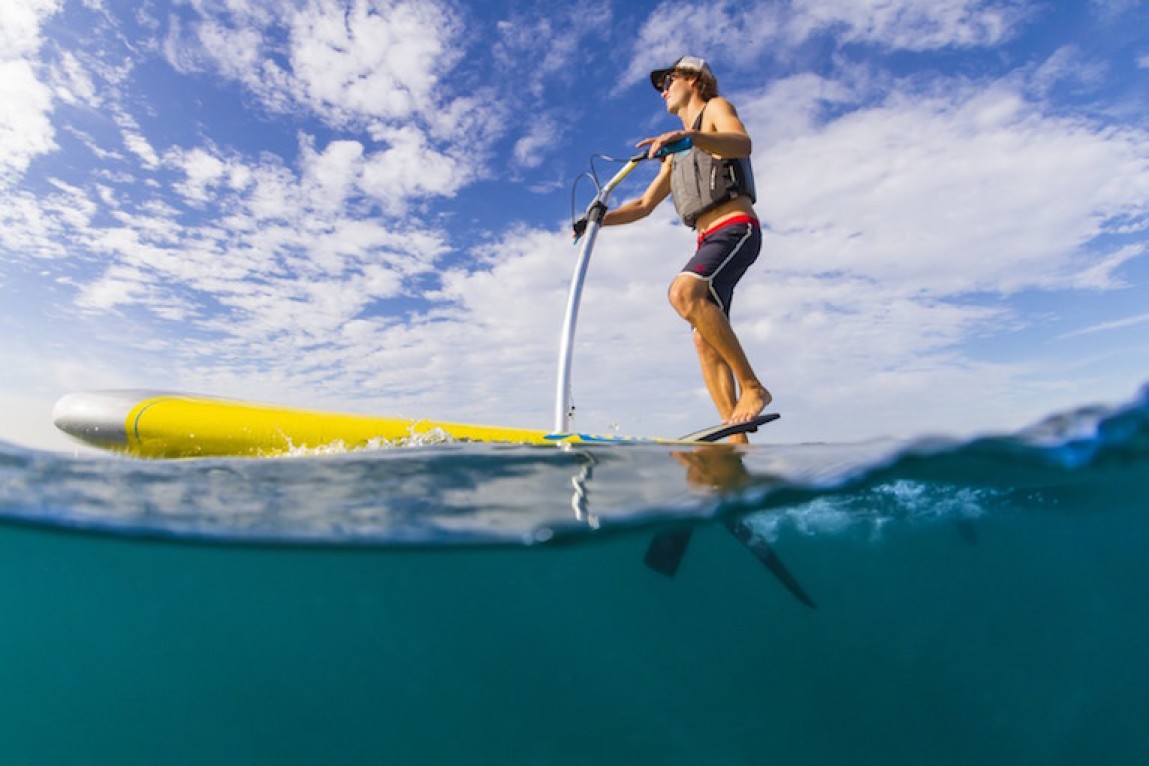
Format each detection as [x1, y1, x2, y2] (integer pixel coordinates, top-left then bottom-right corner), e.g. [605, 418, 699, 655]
[649, 55, 713, 91]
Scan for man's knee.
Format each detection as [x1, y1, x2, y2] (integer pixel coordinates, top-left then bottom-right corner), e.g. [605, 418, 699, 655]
[668, 276, 708, 319]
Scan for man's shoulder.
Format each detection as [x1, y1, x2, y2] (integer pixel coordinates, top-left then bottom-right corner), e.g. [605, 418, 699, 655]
[703, 96, 740, 121]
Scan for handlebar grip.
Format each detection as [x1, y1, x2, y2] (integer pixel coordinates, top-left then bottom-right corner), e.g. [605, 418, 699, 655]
[653, 137, 693, 158]
[628, 137, 693, 163]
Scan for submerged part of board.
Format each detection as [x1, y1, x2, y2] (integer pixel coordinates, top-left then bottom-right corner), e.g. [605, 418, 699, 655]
[53, 390, 782, 459]
[640, 411, 814, 608]
[642, 413, 784, 578]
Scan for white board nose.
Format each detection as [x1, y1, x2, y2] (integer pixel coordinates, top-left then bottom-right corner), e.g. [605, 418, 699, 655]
[52, 390, 151, 447]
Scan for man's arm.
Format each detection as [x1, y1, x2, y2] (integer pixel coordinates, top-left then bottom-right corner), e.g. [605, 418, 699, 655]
[640, 97, 752, 160]
[694, 97, 752, 159]
[602, 161, 672, 226]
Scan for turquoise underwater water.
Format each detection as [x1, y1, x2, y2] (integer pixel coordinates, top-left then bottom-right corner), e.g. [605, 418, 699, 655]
[1, 389, 1147, 765]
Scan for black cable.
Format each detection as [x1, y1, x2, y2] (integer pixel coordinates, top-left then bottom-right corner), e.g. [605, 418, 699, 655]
[570, 153, 631, 230]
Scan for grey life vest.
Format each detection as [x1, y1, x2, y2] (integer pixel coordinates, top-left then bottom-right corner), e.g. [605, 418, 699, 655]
[669, 104, 757, 229]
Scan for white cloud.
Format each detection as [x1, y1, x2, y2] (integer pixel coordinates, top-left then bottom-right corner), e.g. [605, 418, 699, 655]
[1059, 310, 1149, 340]
[624, 1, 779, 85]
[159, 0, 486, 214]
[116, 111, 162, 169]
[50, 51, 100, 106]
[493, 5, 614, 99]
[0, 0, 61, 179]
[165, 0, 464, 130]
[167, 146, 232, 204]
[736, 72, 859, 146]
[299, 136, 364, 213]
[288, 0, 461, 124]
[1090, 0, 1144, 19]
[787, 0, 1030, 50]
[0, 0, 60, 58]
[739, 78, 1149, 295]
[0, 186, 88, 261]
[1028, 46, 1108, 98]
[513, 118, 560, 169]
[0, 62, 56, 178]
[0, 114, 455, 395]
[360, 126, 465, 211]
[625, 0, 1030, 86]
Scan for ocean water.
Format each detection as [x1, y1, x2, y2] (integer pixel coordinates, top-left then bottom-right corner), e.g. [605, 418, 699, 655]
[1, 390, 1147, 765]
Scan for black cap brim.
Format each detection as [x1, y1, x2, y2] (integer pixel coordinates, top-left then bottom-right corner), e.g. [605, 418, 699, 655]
[649, 67, 674, 91]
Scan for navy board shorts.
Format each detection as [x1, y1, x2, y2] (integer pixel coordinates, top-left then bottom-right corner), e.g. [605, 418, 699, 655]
[680, 215, 761, 315]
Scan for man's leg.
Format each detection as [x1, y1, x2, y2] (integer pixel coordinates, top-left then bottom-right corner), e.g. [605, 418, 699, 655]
[669, 274, 771, 425]
[693, 330, 751, 443]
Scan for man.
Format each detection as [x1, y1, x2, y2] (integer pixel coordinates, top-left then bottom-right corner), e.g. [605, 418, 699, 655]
[601, 55, 770, 440]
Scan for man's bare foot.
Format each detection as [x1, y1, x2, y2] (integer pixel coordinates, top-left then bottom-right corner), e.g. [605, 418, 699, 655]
[726, 384, 771, 424]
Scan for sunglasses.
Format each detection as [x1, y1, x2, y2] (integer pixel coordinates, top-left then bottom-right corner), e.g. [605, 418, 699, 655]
[659, 72, 682, 92]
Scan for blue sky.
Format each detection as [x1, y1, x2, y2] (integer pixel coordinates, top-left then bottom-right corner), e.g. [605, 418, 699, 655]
[2, 0, 1147, 452]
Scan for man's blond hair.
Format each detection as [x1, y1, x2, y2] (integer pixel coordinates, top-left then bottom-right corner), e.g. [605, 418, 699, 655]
[681, 67, 720, 101]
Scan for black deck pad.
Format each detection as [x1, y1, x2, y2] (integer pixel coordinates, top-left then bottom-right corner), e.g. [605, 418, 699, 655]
[677, 412, 780, 443]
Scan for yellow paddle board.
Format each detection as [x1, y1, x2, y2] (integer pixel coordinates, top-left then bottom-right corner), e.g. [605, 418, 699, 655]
[52, 390, 719, 459]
